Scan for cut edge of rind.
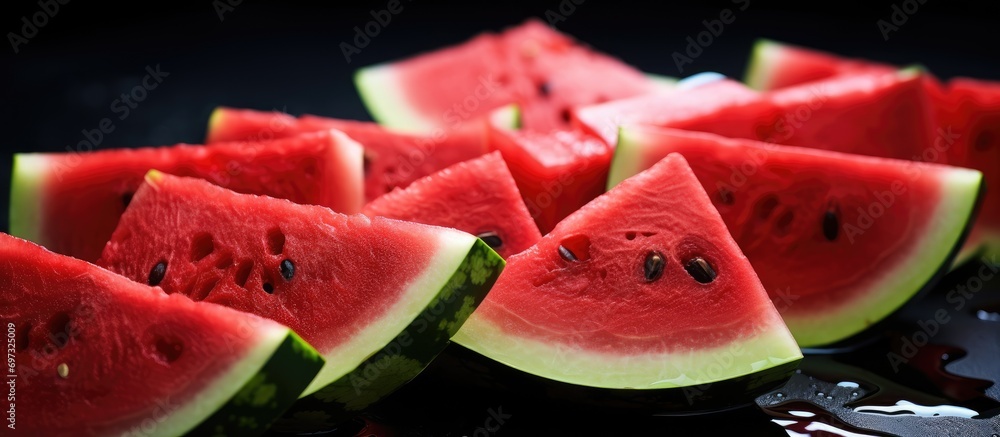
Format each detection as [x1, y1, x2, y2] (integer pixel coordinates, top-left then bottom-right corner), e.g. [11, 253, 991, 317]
[301, 228, 480, 396]
[354, 65, 436, 133]
[744, 38, 782, 91]
[787, 167, 984, 347]
[452, 313, 802, 390]
[162, 324, 305, 437]
[9, 153, 48, 242]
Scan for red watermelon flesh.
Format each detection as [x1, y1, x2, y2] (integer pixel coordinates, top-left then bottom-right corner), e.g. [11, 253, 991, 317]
[571, 79, 759, 146]
[98, 172, 503, 399]
[453, 154, 801, 389]
[487, 113, 612, 234]
[0, 233, 322, 436]
[207, 107, 489, 202]
[646, 71, 944, 164]
[354, 19, 660, 133]
[9, 129, 362, 262]
[939, 78, 1000, 254]
[612, 126, 982, 346]
[363, 151, 541, 259]
[745, 39, 894, 91]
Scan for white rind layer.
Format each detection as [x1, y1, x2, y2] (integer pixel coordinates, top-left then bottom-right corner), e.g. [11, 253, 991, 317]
[302, 228, 477, 395]
[354, 65, 438, 133]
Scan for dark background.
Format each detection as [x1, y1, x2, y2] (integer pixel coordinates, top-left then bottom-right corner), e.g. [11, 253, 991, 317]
[3, 0, 1000, 233]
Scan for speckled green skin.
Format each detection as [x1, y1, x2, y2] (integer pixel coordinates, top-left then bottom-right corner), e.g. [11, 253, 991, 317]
[271, 239, 504, 432]
[186, 332, 324, 436]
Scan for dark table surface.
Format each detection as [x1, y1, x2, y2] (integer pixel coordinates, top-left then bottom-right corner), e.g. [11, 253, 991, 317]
[4, 1, 1000, 435]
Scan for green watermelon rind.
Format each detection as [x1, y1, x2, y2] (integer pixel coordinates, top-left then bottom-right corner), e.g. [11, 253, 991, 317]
[175, 329, 324, 437]
[784, 168, 982, 347]
[743, 39, 783, 91]
[453, 315, 802, 390]
[8, 154, 48, 241]
[354, 65, 436, 133]
[274, 238, 504, 430]
[612, 127, 985, 347]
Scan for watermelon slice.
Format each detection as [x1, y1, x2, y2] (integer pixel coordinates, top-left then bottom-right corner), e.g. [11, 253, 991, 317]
[97, 172, 504, 420]
[744, 39, 894, 91]
[0, 233, 323, 436]
[206, 107, 492, 202]
[9, 129, 362, 262]
[939, 78, 1000, 257]
[354, 19, 660, 133]
[362, 151, 541, 259]
[572, 78, 759, 146]
[606, 70, 943, 165]
[486, 106, 612, 234]
[612, 126, 982, 346]
[452, 154, 802, 408]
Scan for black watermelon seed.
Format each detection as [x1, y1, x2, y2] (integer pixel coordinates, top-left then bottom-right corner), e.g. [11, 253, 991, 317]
[148, 261, 167, 286]
[538, 81, 551, 97]
[559, 108, 572, 123]
[122, 192, 134, 208]
[684, 257, 717, 284]
[280, 259, 295, 281]
[558, 245, 578, 262]
[823, 209, 839, 241]
[644, 251, 666, 282]
[477, 232, 503, 249]
[263, 283, 274, 294]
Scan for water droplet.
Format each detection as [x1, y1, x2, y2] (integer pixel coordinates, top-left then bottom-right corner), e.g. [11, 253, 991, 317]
[775, 392, 784, 398]
[816, 392, 825, 397]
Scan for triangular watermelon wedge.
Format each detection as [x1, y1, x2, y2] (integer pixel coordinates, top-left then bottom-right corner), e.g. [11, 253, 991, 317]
[10, 129, 362, 262]
[354, 19, 661, 133]
[453, 154, 801, 410]
[363, 151, 541, 259]
[97, 172, 504, 426]
[612, 126, 983, 346]
[1, 233, 323, 436]
[744, 39, 895, 91]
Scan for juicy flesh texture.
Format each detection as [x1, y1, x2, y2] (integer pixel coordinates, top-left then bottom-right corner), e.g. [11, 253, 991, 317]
[0, 234, 269, 436]
[363, 151, 541, 259]
[941, 79, 1000, 243]
[386, 19, 657, 132]
[571, 79, 759, 146]
[487, 125, 612, 234]
[623, 128, 952, 316]
[31, 130, 358, 262]
[472, 154, 783, 352]
[207, 107, 488, 202]
[666, 72, 944, 164]
[751, 41, 893, 90]
[98, 174, 438, 354]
